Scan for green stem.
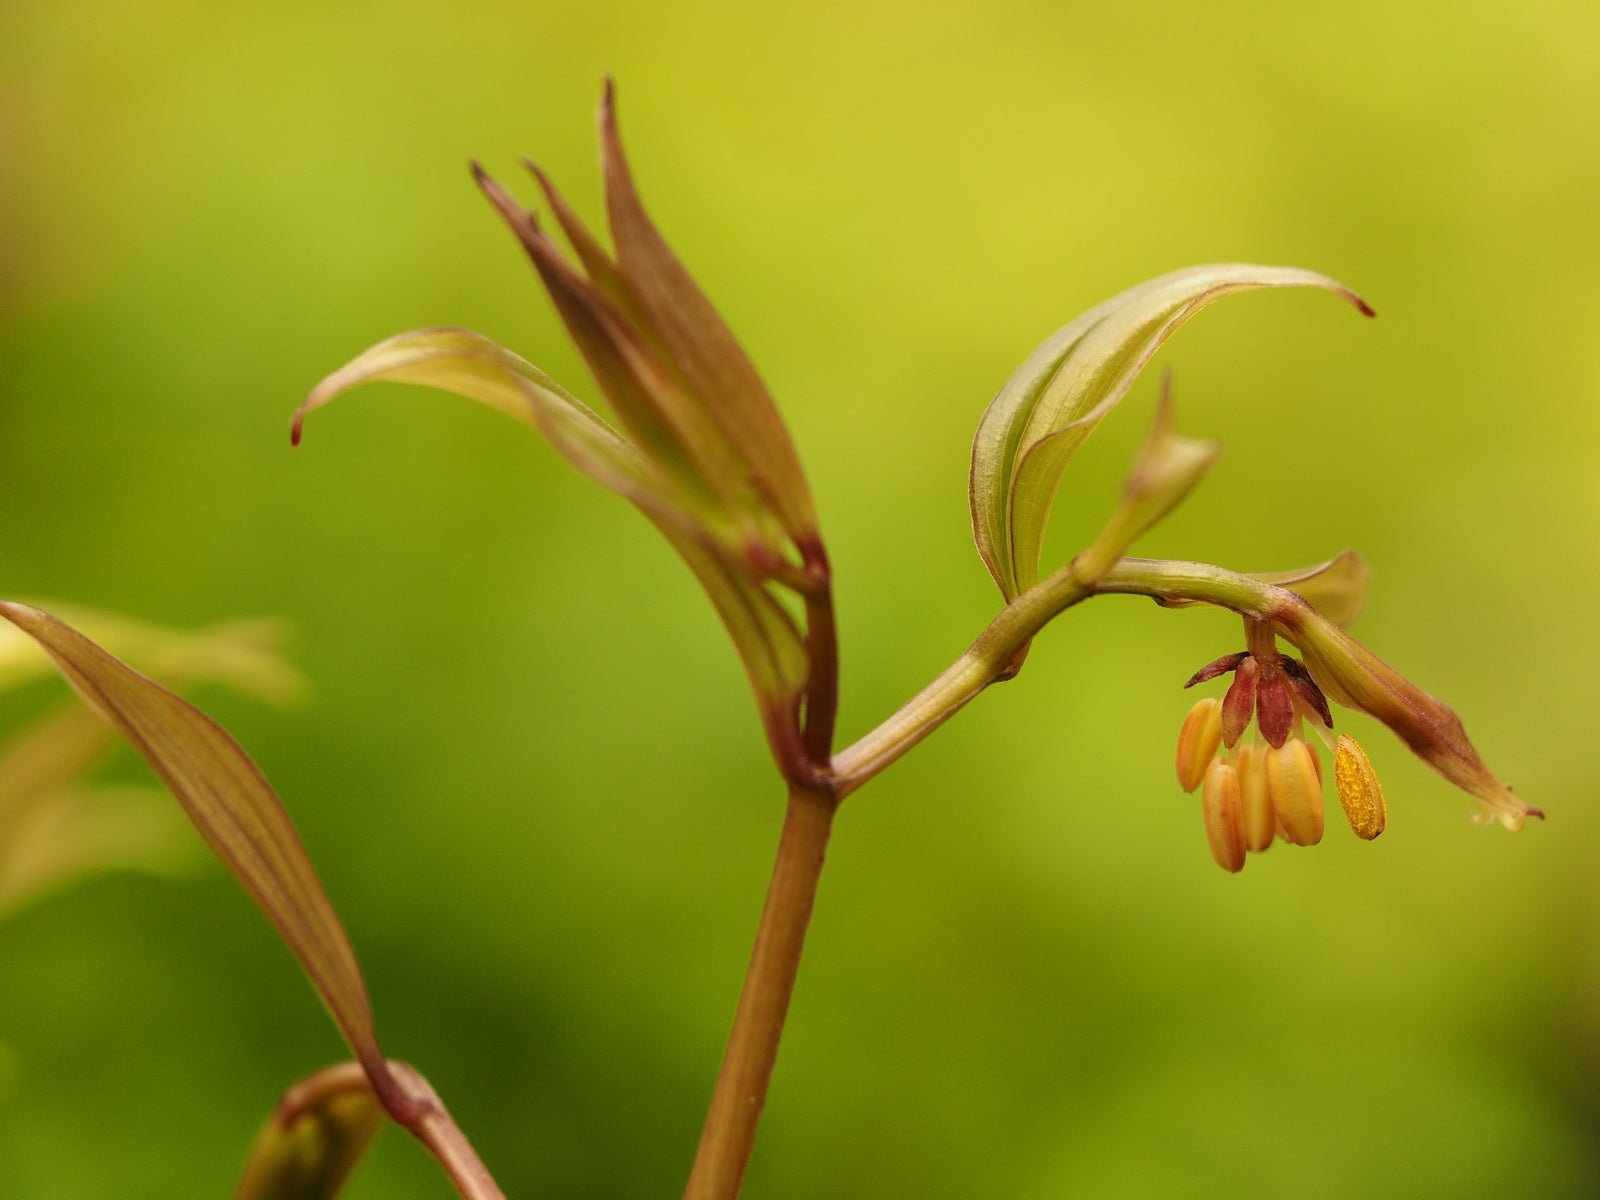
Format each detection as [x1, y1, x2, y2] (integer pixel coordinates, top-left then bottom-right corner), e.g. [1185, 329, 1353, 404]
[684, 784, 837, 1200]
[683, 555, 1293, 1197]
[831, 558, 1097, 796]
[832, 557, 1294, 796]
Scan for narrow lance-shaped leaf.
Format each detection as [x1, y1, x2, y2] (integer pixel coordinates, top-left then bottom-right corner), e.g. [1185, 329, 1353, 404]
[599, 81, 820, 543]
[472, 165, 753, 527]
[971, 264, 1373, 599]
[0, 602, 386, 1079]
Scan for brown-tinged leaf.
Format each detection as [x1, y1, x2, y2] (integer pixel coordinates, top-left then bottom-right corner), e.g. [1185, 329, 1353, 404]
[599, 82, 819, 541]
[236, 1062, 384, 1200]
[971, 265, 1372, 599]
[473, 167, 752, 521]
[0, 602, 384, 1073]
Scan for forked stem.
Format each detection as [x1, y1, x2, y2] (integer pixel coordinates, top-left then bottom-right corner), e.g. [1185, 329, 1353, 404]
[684, 784, 838, 1200]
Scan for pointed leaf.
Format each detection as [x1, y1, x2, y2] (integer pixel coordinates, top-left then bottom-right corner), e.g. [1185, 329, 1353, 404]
[599, 83, 818, 540]
[971, 264, 1372, 598]
[0, 602, 384, 1073]
[473, 167, 751, 521]
[297, 326, 686, 518]
[236, 1063, 384, 1200]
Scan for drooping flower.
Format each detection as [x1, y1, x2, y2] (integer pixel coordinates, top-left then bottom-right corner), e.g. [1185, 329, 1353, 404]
[1174, 607, 1538, 872]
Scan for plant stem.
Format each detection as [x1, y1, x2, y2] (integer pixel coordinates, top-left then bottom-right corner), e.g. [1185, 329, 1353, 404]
[832, 556, 1297, 796]
[684, 784, 838, 1200]
[831, 558, 1095, 795]
[386, 1061, 509, 1200]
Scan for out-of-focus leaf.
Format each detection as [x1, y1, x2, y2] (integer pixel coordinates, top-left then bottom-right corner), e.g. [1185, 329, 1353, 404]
[0, 783, 201, 917]
[236, 1062, 384, 1200]
[0, 609, 307, 702]
[297, 330, 808, 758]
[597, 82, 819, 543]
[1250, 551, 1370, 628]
[0, 602, 384, 1074]
[971, 264, 1372, 599]
[1156, 550, 1370, 629]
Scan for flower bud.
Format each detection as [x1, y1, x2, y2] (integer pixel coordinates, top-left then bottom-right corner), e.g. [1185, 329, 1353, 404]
[1202, 759, 1246, 873]
[1233, 745, 1275, 852]
[1334, 734, 1387, 840]
[1175, 697, 1223, 793]
[1266, 737, 1324, 846]
[1254, 666, 1294, 748]
[1219, 656, 1257, 748]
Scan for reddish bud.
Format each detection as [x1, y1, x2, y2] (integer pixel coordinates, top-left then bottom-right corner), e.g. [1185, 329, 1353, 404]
[1219, 656, 1258, 748]
[1254, 664, 1295, 748]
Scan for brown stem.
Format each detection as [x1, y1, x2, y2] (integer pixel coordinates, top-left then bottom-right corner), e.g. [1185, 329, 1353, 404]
[386, 1062, 509, 1200]
[684, 784, 838, 1200]
[801, 581, 839, 763]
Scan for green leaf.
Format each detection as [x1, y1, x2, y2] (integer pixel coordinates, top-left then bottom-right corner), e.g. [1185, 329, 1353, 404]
[0, 602, 384, 1075]
[970, 264, 1373, 599]
[298, 330, 809, 755]
[236, 1062, 384, 1200]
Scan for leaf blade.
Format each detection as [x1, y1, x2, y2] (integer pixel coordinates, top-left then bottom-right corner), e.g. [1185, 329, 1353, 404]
[971, 264, 1372, 597]
[0, 602, 383, 1072]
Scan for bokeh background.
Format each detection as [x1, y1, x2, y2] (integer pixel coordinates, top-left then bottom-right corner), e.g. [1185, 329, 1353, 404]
[3, 1, 1598, 1196]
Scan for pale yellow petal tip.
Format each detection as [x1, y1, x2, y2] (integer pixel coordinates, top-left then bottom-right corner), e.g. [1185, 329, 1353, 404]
[1471, 795, 1542, 833]
[1333, 734, 1386, 840]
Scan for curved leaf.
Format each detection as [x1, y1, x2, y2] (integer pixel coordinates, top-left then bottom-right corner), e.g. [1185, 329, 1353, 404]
[598, 82, 819, 540]
[0, 602, 384, 1075]
[971, 264, 1373, 599]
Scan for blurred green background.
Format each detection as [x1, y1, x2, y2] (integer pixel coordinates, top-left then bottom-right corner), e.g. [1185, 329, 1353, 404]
[3, 0, 1597, 1196]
